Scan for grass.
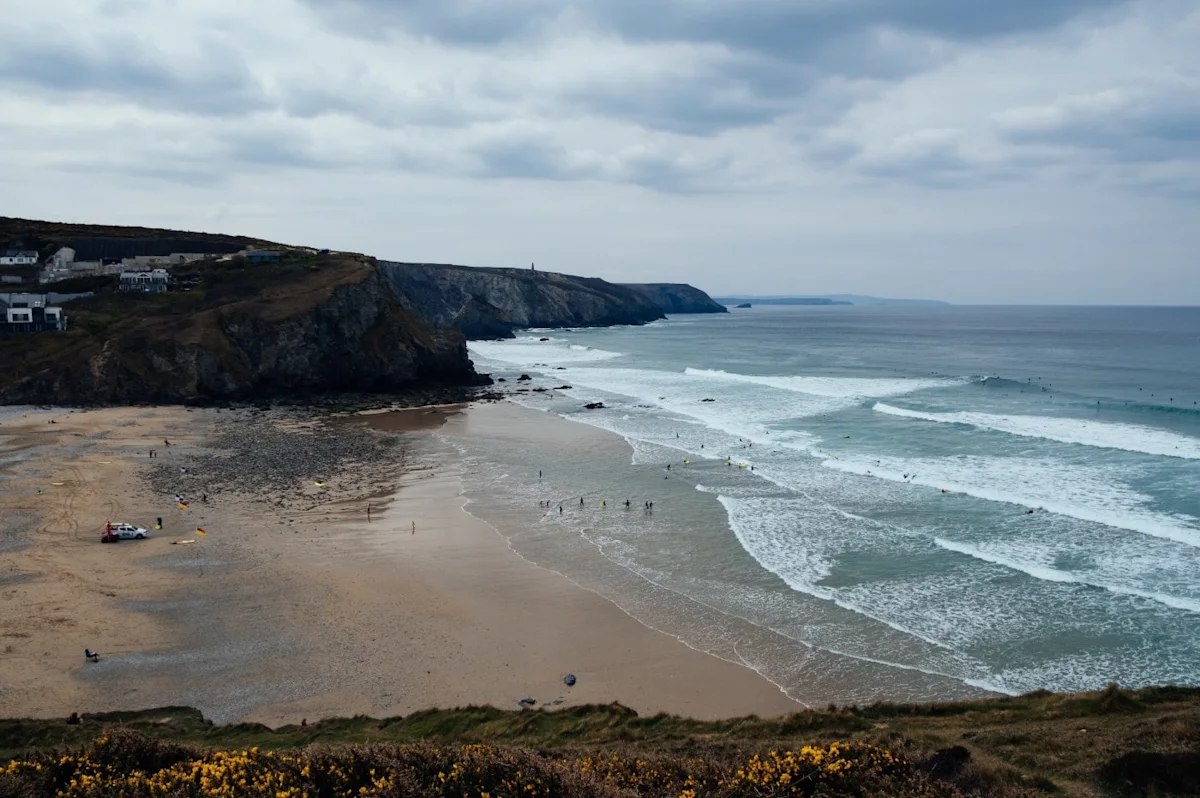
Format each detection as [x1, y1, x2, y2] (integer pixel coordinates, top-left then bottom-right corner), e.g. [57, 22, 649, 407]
[0, 216, 276, 263]
[2, 684, 1199, 795]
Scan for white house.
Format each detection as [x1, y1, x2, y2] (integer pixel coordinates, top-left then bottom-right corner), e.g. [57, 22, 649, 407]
[119, 269, 171, 293]
[0, 293, 66, 332]
[0, 250, 38, 266]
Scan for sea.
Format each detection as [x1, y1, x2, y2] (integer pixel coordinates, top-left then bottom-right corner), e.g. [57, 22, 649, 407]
[452, 305, 1200, 705]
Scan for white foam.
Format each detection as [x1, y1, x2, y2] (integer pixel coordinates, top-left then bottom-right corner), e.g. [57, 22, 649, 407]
[686, 369, 966, 399]
[562, 366, 849, 447]
[934, 537, 1200, 613]
[821, 454, 1200, 548]
[714, 494, 977, 654]
[468, 339, 624, 367]
[874, 403, 1200, 460]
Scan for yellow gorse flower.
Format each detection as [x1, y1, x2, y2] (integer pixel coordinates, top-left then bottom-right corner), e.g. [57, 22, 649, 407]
[4, 736, 904, 797]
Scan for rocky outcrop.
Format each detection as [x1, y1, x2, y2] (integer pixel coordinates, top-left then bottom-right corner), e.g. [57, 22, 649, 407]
[380, 263, 726, 339]
[622, 284, 728, 315]
[0, 263, 484, 406]
[379, 262, 668, 339]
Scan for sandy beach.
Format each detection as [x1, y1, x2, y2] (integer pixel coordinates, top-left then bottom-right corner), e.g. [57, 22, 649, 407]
[0, 401, 800, 724]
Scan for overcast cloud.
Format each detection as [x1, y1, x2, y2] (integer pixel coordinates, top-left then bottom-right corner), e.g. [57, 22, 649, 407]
[1, 0, 1197, 303]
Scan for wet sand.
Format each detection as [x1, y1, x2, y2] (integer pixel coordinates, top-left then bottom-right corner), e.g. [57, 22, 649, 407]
[0, 403, 800, 724]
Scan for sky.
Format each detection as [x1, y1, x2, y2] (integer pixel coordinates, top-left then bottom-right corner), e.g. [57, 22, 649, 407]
[1, 0, 1197, 304]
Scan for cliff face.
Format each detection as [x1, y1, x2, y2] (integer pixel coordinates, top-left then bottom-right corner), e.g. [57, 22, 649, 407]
[0, 259, 481, 406]
[622, 283, 728, 315]
[379, 262, 668, 339]
[380, 263, 725, 339]
[0, 218, 730, 405]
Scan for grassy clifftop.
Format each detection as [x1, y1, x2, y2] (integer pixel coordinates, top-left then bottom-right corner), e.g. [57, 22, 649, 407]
[0, 217, 275, 262]
[2, 684, 1199, 795]
[0, 248, 481, 405]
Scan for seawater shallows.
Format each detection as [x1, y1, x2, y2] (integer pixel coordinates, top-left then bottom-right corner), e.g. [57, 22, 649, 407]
[455, 306, 1200, 702]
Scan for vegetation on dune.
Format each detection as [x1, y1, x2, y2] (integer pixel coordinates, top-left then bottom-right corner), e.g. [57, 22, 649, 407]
[2, 684, 1199, 795]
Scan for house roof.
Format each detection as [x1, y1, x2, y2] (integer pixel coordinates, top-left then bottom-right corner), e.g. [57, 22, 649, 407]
[120, 269, 170, 279]
[2, 250, 38, 258]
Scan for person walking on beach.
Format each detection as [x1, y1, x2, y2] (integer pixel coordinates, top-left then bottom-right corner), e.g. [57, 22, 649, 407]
[624, 499, 630, 508]
[539, 470, 542, 479]
[412, 521, 416, 535]
[558, 504, 563, 514]
[580, 497, 584, 507]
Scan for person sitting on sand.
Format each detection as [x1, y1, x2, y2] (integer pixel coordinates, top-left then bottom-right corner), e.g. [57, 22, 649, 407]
[84, 649, 99, 662]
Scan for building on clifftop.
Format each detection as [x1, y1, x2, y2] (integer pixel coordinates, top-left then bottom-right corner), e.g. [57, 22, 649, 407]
[0, 293, 66, 332]
[119, 268, 171, 293]
[0, 250, 38, 267]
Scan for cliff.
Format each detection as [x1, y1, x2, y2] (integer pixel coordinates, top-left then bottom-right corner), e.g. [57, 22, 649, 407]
[380, 262, 725, 339]
[623, 283, 728, 315]
[0, 254, 480, 406]
[0, 218, 729, 405]
[379, 262, 667, 339]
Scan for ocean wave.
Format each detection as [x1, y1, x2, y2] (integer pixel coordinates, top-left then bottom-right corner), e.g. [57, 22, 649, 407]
[821, 455, 1200, 548]
[468, 340, 625, 367]
[685, 369, 966, 399]
[874, 403, 1200, 460]
[714, 496, 971, 655]
[934, 537, 1200, 613]
[562, 367, 849, 444]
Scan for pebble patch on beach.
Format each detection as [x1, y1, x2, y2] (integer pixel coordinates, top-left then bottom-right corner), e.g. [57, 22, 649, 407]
[143, 410, 408, 512]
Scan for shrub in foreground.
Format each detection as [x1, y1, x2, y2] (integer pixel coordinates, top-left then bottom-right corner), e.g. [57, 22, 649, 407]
[0, 728, 973, 797]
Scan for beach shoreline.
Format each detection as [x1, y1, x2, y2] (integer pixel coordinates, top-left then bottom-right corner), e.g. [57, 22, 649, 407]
[0, 400, 801, 724]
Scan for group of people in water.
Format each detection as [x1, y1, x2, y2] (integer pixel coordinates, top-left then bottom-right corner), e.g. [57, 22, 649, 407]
[537, 498, 656, 513]
[532, 443, 767, 516]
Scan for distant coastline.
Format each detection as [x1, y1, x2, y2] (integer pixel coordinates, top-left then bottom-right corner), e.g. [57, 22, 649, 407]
[715, 294, 950, 307]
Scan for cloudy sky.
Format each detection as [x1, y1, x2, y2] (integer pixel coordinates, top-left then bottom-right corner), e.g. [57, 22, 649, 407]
[2, 0, 1197, 303]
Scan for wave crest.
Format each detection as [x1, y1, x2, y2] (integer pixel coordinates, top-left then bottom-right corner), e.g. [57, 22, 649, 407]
[874, 403, 1200, 460]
